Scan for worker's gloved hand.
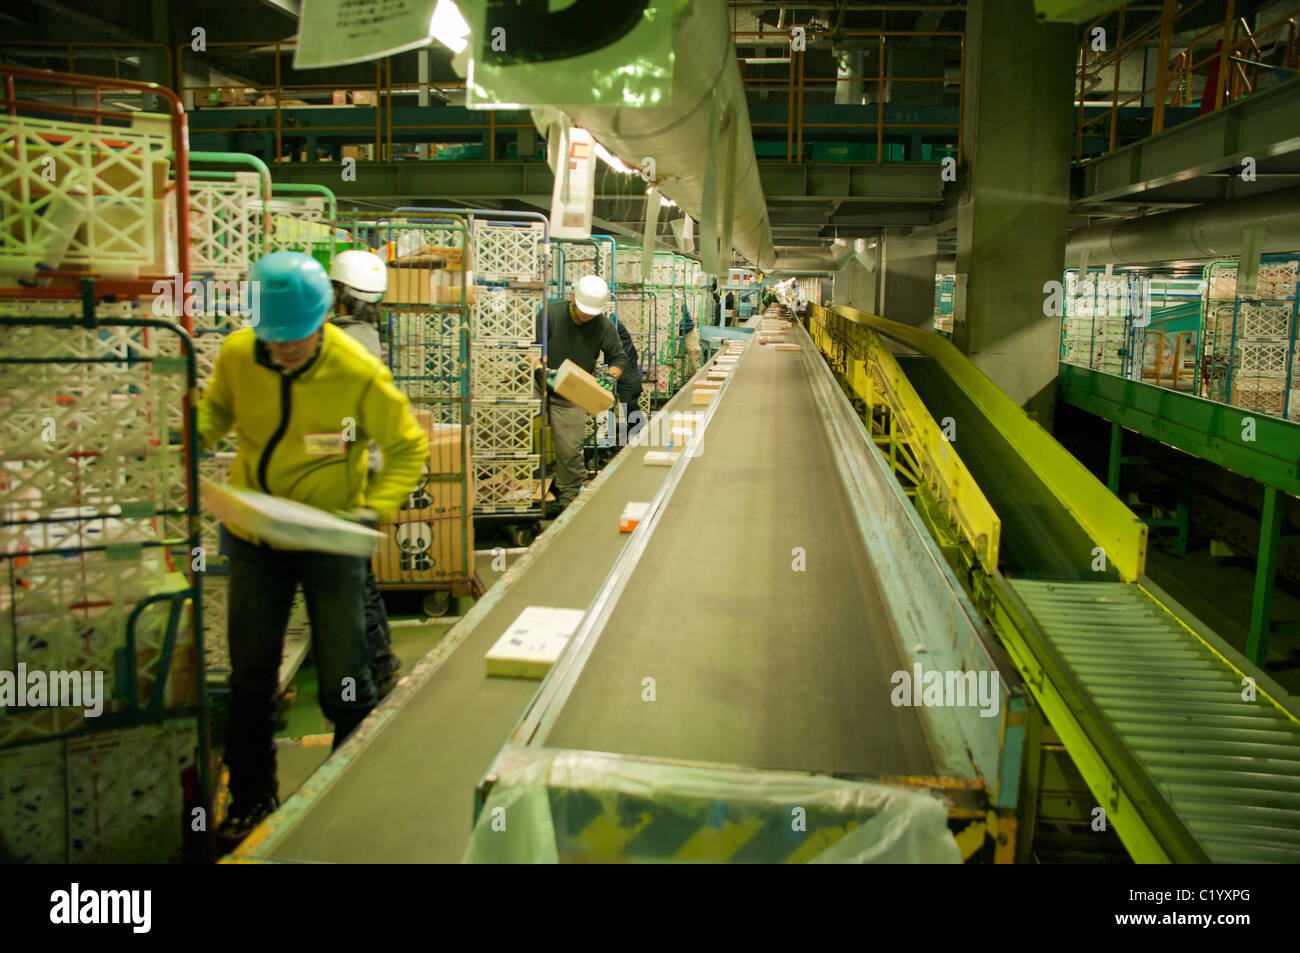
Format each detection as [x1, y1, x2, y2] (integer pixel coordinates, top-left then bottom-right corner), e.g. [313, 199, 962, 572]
[596, 375, 614, 393]
[547, 369, 557, 388]
[334, 507, 380, 528]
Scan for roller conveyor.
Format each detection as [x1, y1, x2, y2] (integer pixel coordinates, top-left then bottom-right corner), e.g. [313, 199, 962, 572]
[1012, 579, 1300, 863]
[812, 302, 1300, 863]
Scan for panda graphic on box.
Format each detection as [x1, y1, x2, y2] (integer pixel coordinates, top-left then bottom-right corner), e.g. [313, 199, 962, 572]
[402, 463, 433, 512]
[393, 520, 434, 572]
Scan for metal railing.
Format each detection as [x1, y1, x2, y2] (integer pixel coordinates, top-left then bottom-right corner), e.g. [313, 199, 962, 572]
[175, 41, 533, 163]
[1076, 1, 1300, 160]
[734, 28, 964, 163]
[0, 41, 173, 100]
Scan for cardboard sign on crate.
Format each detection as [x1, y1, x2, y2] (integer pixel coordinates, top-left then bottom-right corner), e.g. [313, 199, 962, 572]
[375, 411, 474, 582]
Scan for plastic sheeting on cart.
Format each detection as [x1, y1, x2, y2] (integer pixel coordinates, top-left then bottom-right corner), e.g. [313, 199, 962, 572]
[463, 746, 961, 864]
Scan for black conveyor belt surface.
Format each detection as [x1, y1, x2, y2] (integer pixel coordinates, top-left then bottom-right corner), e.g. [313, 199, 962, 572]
[544, 342, 935, 776]
[257, 388, 705, 863]
[897, 355, 1113, 580]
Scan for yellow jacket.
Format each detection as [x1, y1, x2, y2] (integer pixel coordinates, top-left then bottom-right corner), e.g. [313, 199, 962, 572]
[198, 324, 428, 545]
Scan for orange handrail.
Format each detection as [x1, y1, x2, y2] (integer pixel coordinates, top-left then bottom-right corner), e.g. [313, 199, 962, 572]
[1077, 2, 1300, 161]
[731, 27, 964, 164]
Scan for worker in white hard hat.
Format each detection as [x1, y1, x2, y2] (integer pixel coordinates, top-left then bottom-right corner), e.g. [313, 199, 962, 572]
[329, 249, 401, 700]
[533, 274, 632, 518]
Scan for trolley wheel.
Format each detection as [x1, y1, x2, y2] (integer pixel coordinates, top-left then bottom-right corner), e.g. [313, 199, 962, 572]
[510, 523, 537, 548]
[422, 590, 453, 617]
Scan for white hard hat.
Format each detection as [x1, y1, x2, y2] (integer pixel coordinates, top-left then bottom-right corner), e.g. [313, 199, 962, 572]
[330, 249, 388, 302]
[573, 274, 610, 316]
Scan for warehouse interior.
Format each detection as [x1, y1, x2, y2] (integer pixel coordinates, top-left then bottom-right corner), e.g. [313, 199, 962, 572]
[1, 0, 1299, 866]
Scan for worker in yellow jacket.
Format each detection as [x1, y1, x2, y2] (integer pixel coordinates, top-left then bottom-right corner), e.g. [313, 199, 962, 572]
[198, 251, 427, 851]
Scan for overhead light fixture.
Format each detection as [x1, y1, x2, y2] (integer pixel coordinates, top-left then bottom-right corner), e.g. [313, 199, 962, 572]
[741, 57, 791, 64]
[110, 100, 141, 112]
[658, 194, 676, 208]
[430, 0, 471, 54]
[594, 141, 638, 175]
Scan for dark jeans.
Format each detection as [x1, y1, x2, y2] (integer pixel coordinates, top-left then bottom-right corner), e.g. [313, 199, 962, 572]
[225, 533, 378, 806]
[363, 562, 400, 689]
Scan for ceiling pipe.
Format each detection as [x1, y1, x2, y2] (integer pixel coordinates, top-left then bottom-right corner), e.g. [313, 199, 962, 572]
[773, 237, 877, 273]
[561, 1, 776, 271]
[1065, 185, 1300, 266]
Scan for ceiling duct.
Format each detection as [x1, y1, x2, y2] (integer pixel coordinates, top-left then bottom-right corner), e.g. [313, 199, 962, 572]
[558, 1, 776, 271]
[1066, 186, 1300, 266]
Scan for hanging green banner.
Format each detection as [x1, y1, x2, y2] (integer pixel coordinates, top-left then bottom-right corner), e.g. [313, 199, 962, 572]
[465, 0, 679, 109]
[1032, 0, 1123, 24]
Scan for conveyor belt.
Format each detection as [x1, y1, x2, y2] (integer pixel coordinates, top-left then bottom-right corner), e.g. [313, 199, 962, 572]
[544, 334, 934, 775]
[246, 379, 712, 863]
[243, 311, 996, 863]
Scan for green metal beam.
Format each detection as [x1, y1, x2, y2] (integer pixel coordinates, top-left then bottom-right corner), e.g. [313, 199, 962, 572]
[1249, 485, 1285, 666]
[758, 161, 947, 203]
[1075, 77, 1300, 205]
[268, 159, 951, 207]
[1059, 363, 1300, 497]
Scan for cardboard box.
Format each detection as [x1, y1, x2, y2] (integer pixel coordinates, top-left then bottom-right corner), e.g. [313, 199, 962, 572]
[332, 90, 349, 105]
[373, 512, 473, 582]
[352, 90, 378, 106]
[385, 267, 434, 305]
[398, 414, 470, 516]
[643, 450, 680, 466]
[619, 502, 650, 532]
[554, 359, 614, 416]
[201, 480, 384, 557]
[433, 283, 477, 306]
[424, 247, 465, 270]
[485, 606, 586, 678]
[691, 388, 717, 405]
[707, 370, 729, 381]
[772, 343, 801, 351]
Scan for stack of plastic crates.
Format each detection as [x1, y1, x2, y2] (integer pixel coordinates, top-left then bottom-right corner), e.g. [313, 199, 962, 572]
[1197, 256, 1299, 419]
[1059, 269, 1147, 379]
[470, 219, 546, 516]
[647, 252, 684, 394]
[372, 214, 475, 598]
[934, 275, 955, 335]
[614, 291, 659, 420]
[0, 64, 211, 863]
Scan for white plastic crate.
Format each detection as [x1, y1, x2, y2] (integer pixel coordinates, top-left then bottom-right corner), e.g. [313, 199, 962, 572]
[473, 221, 544, 282]
[0, 720, 197, 863]
[471, 401, 540, 457]
[257, 196, 330, 256]
[388, 311, 464, 403]
[188, 173, 261, 278]
[0, 114, 171, 278]
[471, 286, 541, 344]
[473, 457, 540, 513]
[1239, 301, 1291, 340]
[470, 346, 537, 399]
[1238, 341, 1288, 375]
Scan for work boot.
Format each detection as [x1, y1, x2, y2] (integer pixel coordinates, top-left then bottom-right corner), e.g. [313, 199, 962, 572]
[543, 500, 567, 520]
[216, 795, 280, 855]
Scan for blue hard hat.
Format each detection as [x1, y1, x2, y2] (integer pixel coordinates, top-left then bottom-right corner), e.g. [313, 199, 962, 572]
[247, 251, 333, 342]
